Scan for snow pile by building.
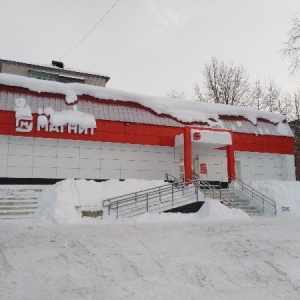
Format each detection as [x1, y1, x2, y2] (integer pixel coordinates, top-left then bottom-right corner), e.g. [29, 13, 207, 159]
[34, 179, 250, 224]
[251, 180, 300, 216]
[34, 178, 300, 224]
[130, 200, 249, 223]
[196, 200, 249, 219]
[34, 179, 166, 224]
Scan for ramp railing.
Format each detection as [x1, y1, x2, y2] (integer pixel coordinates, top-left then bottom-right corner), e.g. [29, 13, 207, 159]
[102, 178, 200, 219]
[229, 176, 276, 216]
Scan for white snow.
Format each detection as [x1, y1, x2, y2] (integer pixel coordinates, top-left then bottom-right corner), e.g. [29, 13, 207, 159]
[251, 179, 300, 217]
[236, 120, 242, 128]
[276, 122, 292, 136]
[21, 99, 97, 129]
[1, 179, 300, 299]
[0, 73, 287, 127]
[14, 97, 32, 119]
[35, 179, 167, 224]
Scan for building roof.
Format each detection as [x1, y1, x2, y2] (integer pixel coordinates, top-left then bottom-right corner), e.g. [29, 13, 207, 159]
[0, 59, 110, 81]
[0, 73, 293, 137]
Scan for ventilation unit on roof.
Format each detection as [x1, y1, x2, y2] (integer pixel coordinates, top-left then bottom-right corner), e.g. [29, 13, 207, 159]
[52, 61, 64, 69]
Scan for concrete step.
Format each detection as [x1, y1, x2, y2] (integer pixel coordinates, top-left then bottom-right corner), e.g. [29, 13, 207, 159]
[0, 210, 35, 216]
[0, 186, 43, 219]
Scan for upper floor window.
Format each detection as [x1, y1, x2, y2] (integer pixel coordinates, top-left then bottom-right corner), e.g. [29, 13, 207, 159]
[30, 70, 58, 81]
[29, 70, 84, 84]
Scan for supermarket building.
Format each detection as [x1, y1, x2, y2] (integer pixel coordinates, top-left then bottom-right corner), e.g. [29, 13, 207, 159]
[0, 59, 296, 184]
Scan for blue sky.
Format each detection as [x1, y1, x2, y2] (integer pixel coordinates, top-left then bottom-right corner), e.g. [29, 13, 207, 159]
[1, 0, 300, 98]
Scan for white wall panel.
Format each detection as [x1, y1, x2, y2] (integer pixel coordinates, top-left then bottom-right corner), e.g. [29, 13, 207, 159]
[79, 147, 101, 159]
[7, 167, 33, 178]
[7, 155, 33, 167]
[0, 135, 9, 143]
[33, 145, 57, 157]
[34, 138, 58, 147]
[78, 169, 100, 179]
[100, 147, 121, 159]
[139, 161, 158, 171]
[57, 147, 80, 158]
[57, 157, 79, 169]
[33, 156, 57, 168]
[140, 150, 157, 161]
[56, 168, 79, 178]
[79, 158, 101, 169]
[80, 140, 102, 149]
[0, 143, 9, 155]
[120, 170, 141, 179]
[286, 155, 296, 180]
[10, 136, 34, 145]
[33, 167, 57, 178]
[120, 160, 139, 170]
[0, 164, 7, 177]
[9, 144, 34, 156]
[58, 139, 80, 148]
[101, 169, 120, 179]
[139, 170, 159, 180]
[120, 143, 139, 151]
[119, 150, 140, 160]
[101, 159, 121, 170]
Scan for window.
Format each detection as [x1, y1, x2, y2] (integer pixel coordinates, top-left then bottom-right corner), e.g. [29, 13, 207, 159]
[30, 70, 58, 81]
[29, 69, 84, 84]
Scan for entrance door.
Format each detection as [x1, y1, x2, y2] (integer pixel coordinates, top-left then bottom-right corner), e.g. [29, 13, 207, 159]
[180, 156, 198, 180]
[235, 160, 241, 180]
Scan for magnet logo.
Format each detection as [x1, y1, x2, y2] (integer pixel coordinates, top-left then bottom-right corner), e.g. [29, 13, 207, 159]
[16, 117, 33, 132]
[193, 132, 201, 141]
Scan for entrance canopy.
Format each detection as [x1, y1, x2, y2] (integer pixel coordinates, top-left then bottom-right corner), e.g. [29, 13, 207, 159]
[175, 127, 235, 183]
[175, 129, 232, 151]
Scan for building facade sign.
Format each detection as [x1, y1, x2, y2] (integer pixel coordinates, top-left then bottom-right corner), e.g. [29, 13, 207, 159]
[14, 98, 96, 136]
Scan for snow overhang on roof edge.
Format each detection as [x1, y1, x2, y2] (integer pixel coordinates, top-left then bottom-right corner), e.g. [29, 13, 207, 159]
[0, 73, 287, 127]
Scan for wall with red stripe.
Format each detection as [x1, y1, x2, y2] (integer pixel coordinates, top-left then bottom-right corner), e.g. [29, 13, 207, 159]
[0, 110, 294, 155]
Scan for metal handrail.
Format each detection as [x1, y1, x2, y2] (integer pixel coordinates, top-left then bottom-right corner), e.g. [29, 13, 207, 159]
[103, 173, 213, 218]
[165, 173, 184, 185]
[102, 182, 174, 208]
[229, 176, 276, 216]
[192, 173, 235, 207]
[103, 180, 201, 219]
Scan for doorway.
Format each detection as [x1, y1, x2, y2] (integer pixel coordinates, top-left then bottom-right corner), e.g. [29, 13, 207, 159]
[180, 156, 199, 180]
[235, 160, 241, 180]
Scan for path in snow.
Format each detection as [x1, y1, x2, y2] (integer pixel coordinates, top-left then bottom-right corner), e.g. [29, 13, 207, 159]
[0, 217, 299, 300]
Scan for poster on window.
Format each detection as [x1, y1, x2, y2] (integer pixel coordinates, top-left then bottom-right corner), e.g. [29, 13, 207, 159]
[200, 163, 207, 174]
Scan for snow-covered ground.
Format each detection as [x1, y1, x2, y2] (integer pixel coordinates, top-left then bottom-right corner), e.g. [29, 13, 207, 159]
[1, 179, 300, 299]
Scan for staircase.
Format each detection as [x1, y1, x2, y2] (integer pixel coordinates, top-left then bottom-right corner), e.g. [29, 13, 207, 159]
[228, 177, 276, 216]
[0, 186, 43, 220]
[221, 189, 263, 216]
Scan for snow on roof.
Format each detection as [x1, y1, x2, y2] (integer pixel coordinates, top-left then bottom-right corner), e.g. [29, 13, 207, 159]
[0, 73, 287, 127]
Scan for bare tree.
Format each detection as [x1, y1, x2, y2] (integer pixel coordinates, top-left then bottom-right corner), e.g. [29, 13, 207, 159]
[292, 90, 300, 120]
[250, 80, 264, 110]
[196, 57, 250, 106]
[282, 16, 300, 75]
[166, 88, 186, 100]
[263, 79, 281, 112]
[193, 82, 206, 102]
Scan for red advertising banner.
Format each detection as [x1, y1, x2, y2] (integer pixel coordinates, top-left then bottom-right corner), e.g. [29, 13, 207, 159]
[200, 163, 207, 174]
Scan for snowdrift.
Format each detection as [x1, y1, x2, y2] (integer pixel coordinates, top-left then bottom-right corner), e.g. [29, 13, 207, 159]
[251, 180, 300, 217]
[35, 179, 250, 224]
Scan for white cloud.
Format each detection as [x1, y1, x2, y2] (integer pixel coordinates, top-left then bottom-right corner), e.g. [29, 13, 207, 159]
[146, 0, 219, 27]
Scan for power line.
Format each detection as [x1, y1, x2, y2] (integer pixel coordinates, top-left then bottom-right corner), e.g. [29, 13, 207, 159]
[61, 0, 121, 59]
